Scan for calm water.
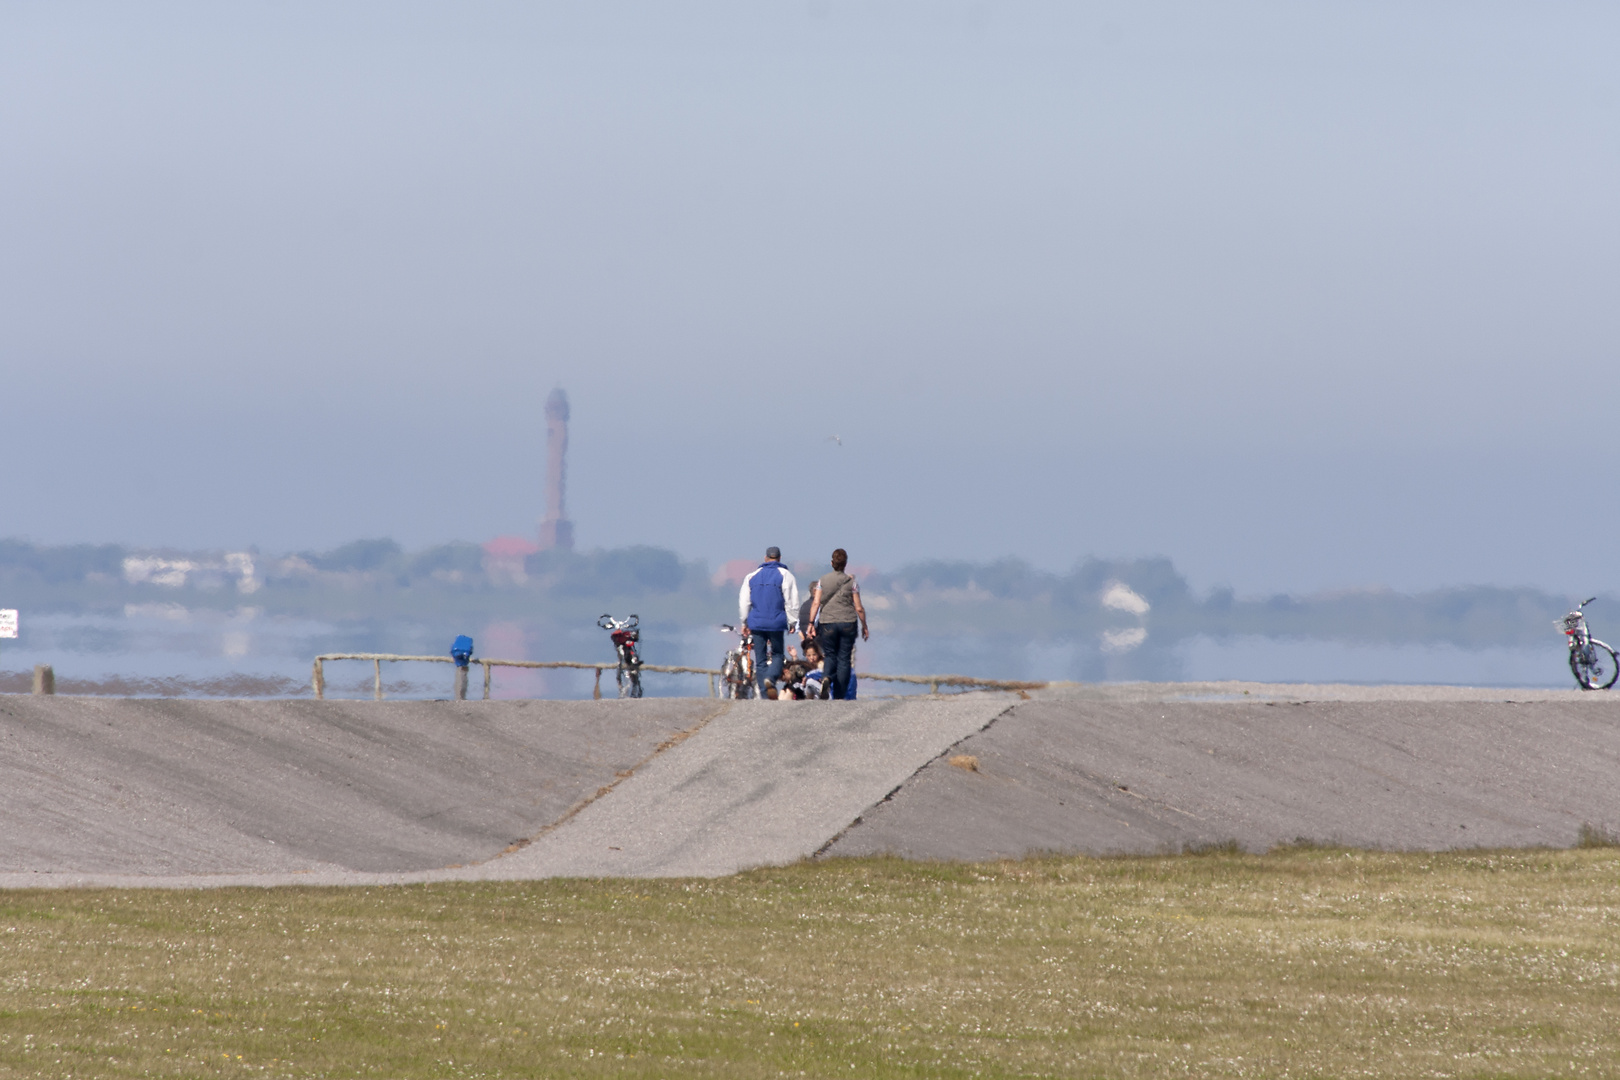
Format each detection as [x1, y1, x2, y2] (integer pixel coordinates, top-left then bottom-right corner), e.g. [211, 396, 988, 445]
[0, 608, 1576, 698]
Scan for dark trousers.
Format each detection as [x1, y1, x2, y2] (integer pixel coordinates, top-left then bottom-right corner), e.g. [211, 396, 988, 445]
[751, 629, 785, 695]
[819, 621, 858, 700]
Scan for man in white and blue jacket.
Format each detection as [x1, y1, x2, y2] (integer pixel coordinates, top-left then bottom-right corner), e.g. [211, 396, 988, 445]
[738, 546, 800, 697]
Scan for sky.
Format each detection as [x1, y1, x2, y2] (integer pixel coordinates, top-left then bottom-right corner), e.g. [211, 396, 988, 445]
[2, 1, 1616, 596]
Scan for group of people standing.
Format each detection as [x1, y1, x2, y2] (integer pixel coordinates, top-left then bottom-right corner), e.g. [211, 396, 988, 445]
[738, 546, 870, 700]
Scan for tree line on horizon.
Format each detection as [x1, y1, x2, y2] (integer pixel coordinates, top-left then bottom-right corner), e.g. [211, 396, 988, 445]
[0, 537, 1581, 648]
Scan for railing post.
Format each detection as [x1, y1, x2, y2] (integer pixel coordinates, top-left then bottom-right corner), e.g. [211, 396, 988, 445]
[32, 665, 54, 695]
[482, 661, 491, 700]
[593, 667, 602, 700]
[374, 659, 383, 701]
[930, 679, 938, 695]
[312, 658, 325, 700]
[709, 673, 716, 698]
[454, 665, 469, 701]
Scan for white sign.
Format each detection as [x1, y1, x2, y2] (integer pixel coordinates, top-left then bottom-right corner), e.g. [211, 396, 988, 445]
[0, 610, 15, 639]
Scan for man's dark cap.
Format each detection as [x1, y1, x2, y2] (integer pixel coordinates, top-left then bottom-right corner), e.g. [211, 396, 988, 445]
[766, 546, 781, 560]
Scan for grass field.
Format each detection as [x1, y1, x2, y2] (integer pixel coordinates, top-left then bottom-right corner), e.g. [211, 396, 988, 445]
[1, 849, 1617, 1078]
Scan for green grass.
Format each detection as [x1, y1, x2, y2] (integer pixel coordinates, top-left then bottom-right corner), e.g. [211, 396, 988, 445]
[1578, 823, 1620, 849]
[1, 850, 1618, 1077]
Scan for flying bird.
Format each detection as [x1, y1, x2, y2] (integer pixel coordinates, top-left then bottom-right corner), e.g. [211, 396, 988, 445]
[827, 435, 843, 446]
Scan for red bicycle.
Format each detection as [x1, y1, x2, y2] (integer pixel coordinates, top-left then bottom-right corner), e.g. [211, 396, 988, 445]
[597, 614, 643, 698]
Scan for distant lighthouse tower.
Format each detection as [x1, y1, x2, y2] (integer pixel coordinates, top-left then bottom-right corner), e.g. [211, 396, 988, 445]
[538, 388, 574, 551]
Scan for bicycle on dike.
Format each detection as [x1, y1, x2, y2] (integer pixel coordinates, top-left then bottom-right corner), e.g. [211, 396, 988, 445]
[718, 624, 755, 699]
[597, 613, 643, 698]
[1560, 598, 1618, 690]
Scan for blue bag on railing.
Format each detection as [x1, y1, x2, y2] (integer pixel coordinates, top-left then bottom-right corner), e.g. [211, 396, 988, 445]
[451, 635, 474, 668]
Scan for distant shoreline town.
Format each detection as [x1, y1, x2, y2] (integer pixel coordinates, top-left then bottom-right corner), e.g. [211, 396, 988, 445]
[0, 535, 1581, 653]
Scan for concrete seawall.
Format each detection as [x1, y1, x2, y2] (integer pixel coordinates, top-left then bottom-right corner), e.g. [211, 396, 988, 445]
[1, 684, 1616, 887]
[827, 686, 1620, 859]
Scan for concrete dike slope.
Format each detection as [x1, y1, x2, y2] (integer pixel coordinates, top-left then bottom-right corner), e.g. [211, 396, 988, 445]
[0, 694, 1014, 887]
[1, 685, 1617, 887]
[0, 697, 721, 882]
[826, 683, 1620, 860]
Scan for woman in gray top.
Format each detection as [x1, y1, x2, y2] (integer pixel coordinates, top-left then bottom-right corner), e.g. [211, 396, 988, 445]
[807, 548, 868, 700]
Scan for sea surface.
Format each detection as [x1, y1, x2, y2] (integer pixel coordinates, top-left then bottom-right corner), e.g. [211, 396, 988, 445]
[0, 608, 1578, 698]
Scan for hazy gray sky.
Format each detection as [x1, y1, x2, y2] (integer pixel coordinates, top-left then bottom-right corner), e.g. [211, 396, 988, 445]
[3, 2, 1616, 594]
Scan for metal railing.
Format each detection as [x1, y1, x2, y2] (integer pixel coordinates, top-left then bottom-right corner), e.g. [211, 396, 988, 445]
[311, 654, 721, 700]
[311, 653, 1047, 700]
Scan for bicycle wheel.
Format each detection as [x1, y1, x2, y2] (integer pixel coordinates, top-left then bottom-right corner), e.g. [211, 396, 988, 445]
[1570, 640, 1620, 690]
[628, 668, 643, 698]
[616, 666, 630, 699]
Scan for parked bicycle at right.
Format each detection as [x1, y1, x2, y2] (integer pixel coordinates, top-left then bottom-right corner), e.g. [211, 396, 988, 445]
[1560, 598, 1618, 690]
